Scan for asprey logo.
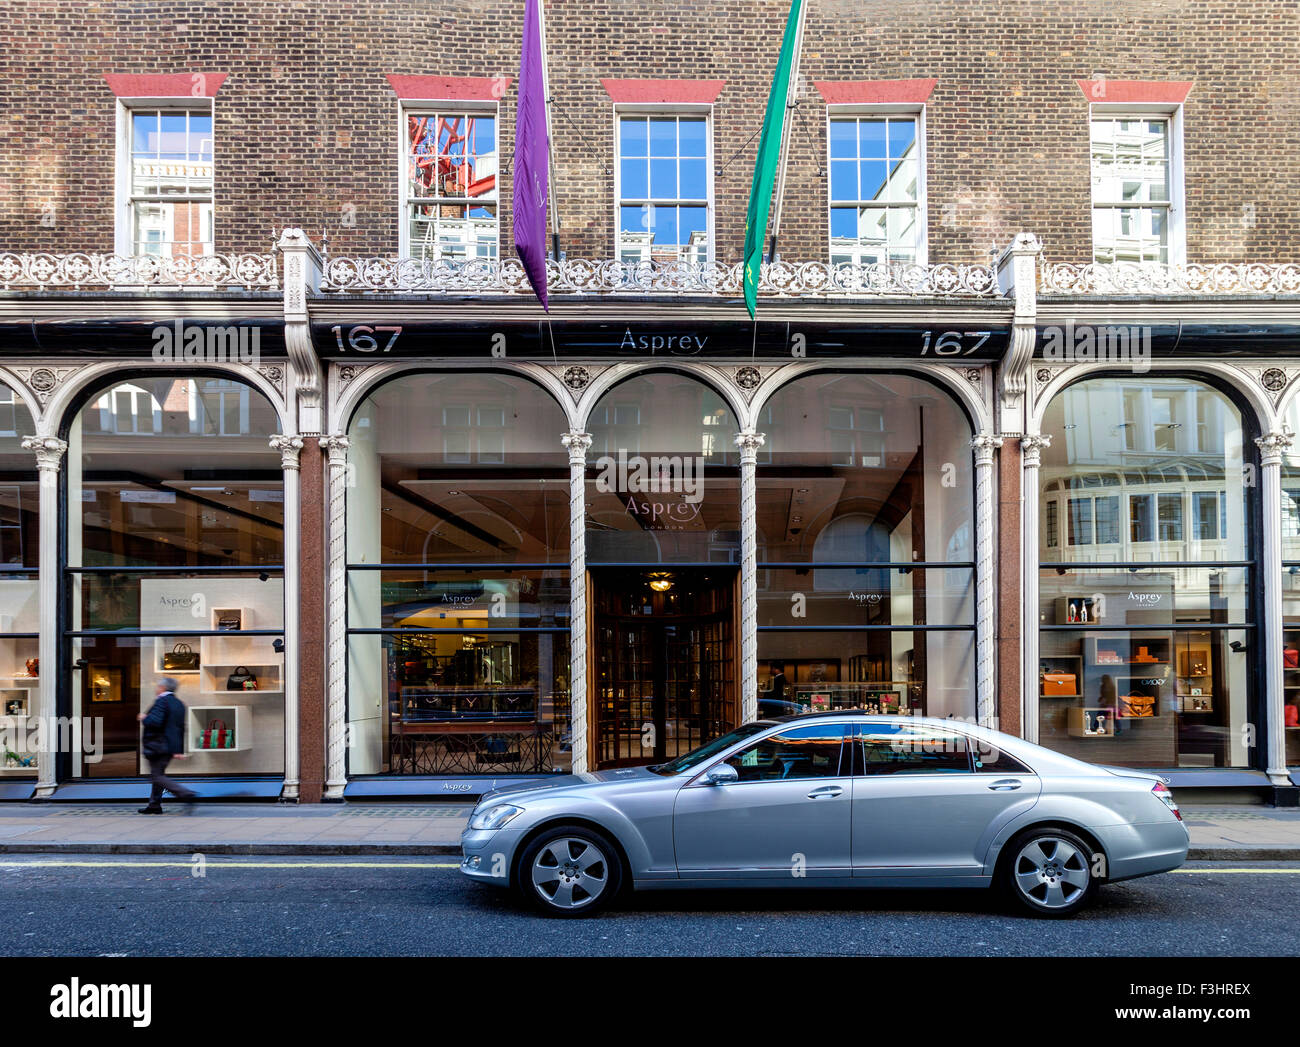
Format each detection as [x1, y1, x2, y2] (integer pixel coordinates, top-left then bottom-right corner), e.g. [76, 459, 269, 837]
[50, 978, 151, 1027]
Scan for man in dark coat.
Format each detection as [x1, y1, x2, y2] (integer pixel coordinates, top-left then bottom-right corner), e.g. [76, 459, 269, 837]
[136, 677, 197, 814]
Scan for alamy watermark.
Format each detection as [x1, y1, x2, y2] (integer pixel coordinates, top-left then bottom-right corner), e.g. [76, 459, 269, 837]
[152, 319, 261, 366]
[1041, 321, 1151, 372]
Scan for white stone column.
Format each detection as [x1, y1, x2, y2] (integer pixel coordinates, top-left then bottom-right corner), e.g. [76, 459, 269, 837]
[23, 436, 66, 797]
[1257, 426, 1294, 786]
[270, 434, 304, 799]
[321, 434, 350, 798]
[736, 428, 765, 724]
[561, 430, 592, 773]
[1019, 433, 1051, 744]
[972, 433, 1003, 728]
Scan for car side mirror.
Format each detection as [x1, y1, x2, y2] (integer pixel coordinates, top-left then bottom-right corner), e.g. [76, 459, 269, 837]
[706, 763, 738, 786]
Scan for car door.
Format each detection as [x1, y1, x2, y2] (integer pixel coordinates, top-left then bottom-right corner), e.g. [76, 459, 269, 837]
[673, 722, 853, 880]
[851, 721, 1041, 881]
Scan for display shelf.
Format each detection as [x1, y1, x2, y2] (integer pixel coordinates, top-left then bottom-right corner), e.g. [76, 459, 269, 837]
[1040, 654, 1083, 699]
[1068, 707, 1115, 737]
[187, 704, 251, 752]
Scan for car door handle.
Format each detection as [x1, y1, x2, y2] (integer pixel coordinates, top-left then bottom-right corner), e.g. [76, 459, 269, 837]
[987, 779, 1022, 791]
[806, 786, 843, 799]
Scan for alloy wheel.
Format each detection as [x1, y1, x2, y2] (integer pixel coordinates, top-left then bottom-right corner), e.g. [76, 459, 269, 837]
[530, 836, 610, 911]
[1012, 835, 1091, 911]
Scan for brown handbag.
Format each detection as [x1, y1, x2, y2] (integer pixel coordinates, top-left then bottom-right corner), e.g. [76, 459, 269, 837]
[1041, 672, 1077, 696]
[1118, 693, 1156, 718]
[162, 642, 199, 671]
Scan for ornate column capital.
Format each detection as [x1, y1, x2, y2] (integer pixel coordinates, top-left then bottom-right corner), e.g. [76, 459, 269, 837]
[735, 428, 766, 465]
[561, 430, 593, 462]
[320, 434, 350, 465]
[270, 433, 305, 471]
[1256, 425, 1294, 466]
[970, 432, 1004, 466]
[1020, 432, 1052, 468]
[22, 436, 68, 471]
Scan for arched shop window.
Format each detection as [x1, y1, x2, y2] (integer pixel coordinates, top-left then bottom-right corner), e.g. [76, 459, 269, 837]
[65, 376, 285, 780]
[755, 372, 975, 720]
[582, 373, 742, 767]
[1278, 397, 1300, 770]
[0, 389, 39, 776]
[584, 371, 740, 566]
[1038, 375, 1252, 768]
[346, 372, 571, 776]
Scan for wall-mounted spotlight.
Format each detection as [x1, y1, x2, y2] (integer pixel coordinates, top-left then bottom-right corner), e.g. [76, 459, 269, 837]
[272, 639, 285, 654]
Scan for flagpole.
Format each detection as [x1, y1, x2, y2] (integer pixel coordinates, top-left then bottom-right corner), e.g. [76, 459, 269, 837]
[535, 0, 562, 261]
[766, 0, 809, 262]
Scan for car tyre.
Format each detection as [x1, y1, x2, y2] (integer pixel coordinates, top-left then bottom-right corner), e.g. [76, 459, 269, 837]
[516, 824, 624, 917]
[1001, 827, 1099, 918]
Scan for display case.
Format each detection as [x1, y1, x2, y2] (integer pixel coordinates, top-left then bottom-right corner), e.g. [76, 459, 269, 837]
[1285, 625, 1300, 767]
[138, 578, 286, 774]
[187, 705, 252, 752]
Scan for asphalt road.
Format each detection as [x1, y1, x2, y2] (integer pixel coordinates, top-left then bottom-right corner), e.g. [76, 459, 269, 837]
[1, 856, 1297, 957]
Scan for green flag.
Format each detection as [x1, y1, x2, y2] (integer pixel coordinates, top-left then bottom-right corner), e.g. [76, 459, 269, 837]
[742, 0, 804, 319]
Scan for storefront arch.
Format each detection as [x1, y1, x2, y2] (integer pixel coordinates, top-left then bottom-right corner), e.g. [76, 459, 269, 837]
[331, 360, 577, 437]
[54, 369, 289, 793]
[42, 359, 287, 442]
[749, 368, 980, 722]
[341, 368, 574, 779]
[750, 361, 991, 438]
[1028, 366, 1269, 776]
[575, 362, 748, 433]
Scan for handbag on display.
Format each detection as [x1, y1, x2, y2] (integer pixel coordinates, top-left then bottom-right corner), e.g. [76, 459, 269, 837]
[217, 615, 242, 632]
[1118, 693, 1156, 718]
[226, 666, 257, 691]
[1041, 672, 1077, 697]
[1285, 648, 1299, 669]
[24, 658, 37, 677]
[1286, 704, 1299, 727]
[162, 642, 199, 671]
[198, 719, 234, 749]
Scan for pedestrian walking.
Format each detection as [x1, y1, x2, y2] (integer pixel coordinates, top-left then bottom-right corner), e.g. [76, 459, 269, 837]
[137, 677, 197, 814]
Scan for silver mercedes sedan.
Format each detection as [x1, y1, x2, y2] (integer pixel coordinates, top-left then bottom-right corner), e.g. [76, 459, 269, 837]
[459, 713, 1189, 918]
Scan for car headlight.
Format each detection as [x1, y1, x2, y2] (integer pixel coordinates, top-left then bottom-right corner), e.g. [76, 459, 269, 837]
[468, 803, 524, 831]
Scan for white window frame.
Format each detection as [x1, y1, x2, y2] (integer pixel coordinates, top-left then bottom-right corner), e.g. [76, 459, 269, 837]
[824, 103, 928, 267]
[397, 99, 501, 262]
[1088, 102, 1186, 266]
[612, 104, 715, 265]
[114, 97, 216, 258]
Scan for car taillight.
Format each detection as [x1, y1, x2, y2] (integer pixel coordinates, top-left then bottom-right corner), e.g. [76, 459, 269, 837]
[1153, 781, 1182, 821]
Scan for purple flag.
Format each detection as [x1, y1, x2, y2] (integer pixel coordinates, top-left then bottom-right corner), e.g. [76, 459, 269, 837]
[513, 0, 549, 310]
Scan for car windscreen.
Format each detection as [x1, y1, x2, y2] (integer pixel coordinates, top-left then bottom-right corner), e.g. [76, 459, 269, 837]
[648, 722, 773, 776]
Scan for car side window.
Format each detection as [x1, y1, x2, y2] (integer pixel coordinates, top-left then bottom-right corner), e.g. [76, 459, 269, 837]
[724, 724, 849, 782]
[857, 723, 972, 775]
[971, 739, 1034, 774]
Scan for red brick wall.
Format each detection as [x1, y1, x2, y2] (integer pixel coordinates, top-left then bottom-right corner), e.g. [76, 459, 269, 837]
[1, 0, 1297, 263]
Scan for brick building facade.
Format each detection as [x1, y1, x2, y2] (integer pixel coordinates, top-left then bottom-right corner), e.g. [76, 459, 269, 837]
[0, 0, 1298, 805]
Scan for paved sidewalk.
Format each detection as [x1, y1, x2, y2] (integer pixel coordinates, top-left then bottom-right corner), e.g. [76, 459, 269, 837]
[0, 803, 1296, 858]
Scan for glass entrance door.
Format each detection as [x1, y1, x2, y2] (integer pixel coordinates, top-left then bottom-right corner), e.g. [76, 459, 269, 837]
[593, 569, 735, 769]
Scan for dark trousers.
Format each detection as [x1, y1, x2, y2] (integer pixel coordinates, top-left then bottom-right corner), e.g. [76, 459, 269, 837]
[147, 756, 196, 805]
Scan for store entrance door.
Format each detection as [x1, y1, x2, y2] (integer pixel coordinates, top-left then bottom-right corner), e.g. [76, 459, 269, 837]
[592, 569, 737, 769]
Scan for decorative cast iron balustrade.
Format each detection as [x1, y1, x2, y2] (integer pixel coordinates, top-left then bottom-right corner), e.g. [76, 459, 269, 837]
[319, 256, 1001, 297]
[1039, 261, 1300, 297]
[0, 252, 280, 291]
